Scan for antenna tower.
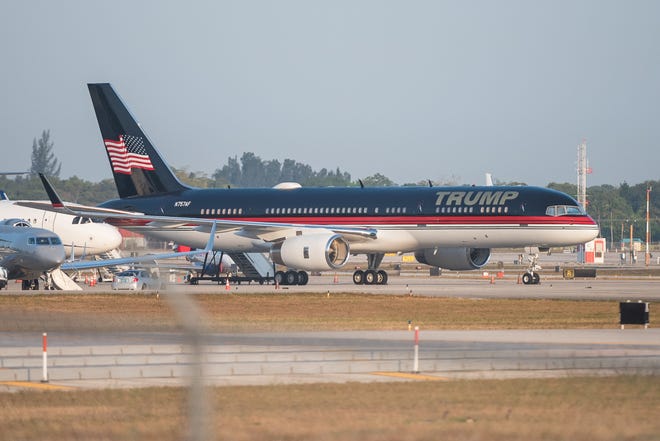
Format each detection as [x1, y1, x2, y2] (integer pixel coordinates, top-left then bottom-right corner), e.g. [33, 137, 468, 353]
[576, 139, 588, 210]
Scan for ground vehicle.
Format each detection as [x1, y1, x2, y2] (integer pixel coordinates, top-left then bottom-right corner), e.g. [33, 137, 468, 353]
[111, 269, 160, 290]
[0, 267, 7, 289]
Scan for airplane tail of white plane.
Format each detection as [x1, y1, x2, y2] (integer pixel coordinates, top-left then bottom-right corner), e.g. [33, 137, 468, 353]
[87, 83, 189, 199]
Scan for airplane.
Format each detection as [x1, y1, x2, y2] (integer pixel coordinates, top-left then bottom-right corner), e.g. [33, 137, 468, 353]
[24, 83, 600, 286]
[0, 192, 122, 258]
[0, 222, 66, 289]
[0, 218, 217, 290]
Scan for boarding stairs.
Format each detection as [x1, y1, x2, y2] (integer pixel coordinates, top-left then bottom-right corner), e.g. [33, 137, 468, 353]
[93, 249, 127, 281]
[228, 252, 275, 279]
[50, 268, 83, 291]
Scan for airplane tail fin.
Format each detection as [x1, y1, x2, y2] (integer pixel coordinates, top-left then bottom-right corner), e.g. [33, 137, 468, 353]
[87, 83, 189, 199]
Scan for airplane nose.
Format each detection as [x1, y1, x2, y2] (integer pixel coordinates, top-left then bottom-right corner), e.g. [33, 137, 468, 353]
[106, 224, 123, 249]
[36, 246, 66, 270]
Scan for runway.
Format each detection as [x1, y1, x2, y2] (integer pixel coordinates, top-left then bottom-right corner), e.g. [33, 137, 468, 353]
[1, 328, 658, 390]
[72, 273, 659, 301]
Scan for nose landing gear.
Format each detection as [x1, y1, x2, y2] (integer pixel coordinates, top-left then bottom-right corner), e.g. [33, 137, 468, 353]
[521, 253, 542, 285]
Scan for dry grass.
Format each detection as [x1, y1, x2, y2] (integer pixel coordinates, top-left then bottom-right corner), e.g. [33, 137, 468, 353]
[0, 376, 659, 440]
[0, 292, 654, 332]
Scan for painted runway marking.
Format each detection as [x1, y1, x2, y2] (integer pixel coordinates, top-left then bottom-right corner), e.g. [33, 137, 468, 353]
[371, 372, 448, 381]
[0, 381, 76, 391]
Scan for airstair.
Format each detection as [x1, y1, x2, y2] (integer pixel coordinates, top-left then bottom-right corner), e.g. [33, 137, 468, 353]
[188, 252, 275, 285]
[228, 252, 275, 279]
[93, 249, 127, 281]
[50, 268, 83, 290]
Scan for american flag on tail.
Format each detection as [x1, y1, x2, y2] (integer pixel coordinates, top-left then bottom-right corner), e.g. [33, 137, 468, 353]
[104, 135, 154, 174]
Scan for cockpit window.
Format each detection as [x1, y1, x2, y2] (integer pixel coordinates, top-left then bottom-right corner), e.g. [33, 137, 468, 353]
[31, 237, 61, 245]
[72, 216, 95, 224]
[545, 205, 584, 216]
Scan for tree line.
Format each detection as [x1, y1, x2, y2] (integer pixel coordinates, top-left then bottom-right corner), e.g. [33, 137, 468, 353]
[10, 131, 660, 245]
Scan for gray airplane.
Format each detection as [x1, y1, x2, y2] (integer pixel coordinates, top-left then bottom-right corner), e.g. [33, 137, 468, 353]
[0, 221, 66, 289]
[0, 218, 217, 290]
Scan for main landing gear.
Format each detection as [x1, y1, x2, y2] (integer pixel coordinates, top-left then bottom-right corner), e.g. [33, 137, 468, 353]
[521, 253, 542, 285]
[352, 253, 389, 285]
[274, 270, 309, 286]
[21, 279, 39, 290]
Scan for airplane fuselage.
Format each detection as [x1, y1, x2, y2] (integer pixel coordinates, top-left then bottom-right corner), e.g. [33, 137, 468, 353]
[0, 225, 66, 279]
[0, 200, 122, 257]
[100, 185, 599, 253]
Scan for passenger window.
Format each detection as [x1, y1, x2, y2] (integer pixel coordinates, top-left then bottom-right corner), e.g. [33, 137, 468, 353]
[28, 237, 35, 244]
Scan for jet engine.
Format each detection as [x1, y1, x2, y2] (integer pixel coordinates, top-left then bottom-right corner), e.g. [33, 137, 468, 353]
[414, 247, 491, 270]
[270, 233, 350, 271]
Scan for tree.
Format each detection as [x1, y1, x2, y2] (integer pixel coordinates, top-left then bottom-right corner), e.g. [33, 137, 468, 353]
[362, 173, 396, 187]
[30, 130, 61, 177]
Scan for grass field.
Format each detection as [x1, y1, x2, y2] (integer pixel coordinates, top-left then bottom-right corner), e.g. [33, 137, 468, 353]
[1, 292, 655, 332]
[1, 377, 659, 440]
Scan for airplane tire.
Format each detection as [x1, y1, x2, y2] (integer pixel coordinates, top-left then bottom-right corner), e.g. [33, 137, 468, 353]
[532, 273, 540, 284]
[377, 270, 388, 285]
[352, 270, 364, 284]
[364, 270, 377, 285]
[285, 270, 298, 285]
[275, 271, 286, 285]
[297, 271, 309, 285]
[522, 273, 533, 285]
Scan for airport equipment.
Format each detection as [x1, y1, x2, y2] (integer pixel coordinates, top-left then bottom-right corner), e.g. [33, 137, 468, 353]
[620, 301, 650, 329]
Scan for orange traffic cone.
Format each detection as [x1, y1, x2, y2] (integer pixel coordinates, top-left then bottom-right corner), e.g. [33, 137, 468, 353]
[490, 275, 495, 284]
[333, 273, 339, 284]
[225, 278, 230, 291]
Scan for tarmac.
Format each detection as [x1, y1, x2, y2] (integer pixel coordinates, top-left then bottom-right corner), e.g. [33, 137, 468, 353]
[1, 328, 658, 391]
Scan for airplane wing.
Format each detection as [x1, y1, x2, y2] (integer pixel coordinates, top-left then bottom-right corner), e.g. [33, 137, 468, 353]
[19, 174, 378, 242]
[60, 222, 217, 271]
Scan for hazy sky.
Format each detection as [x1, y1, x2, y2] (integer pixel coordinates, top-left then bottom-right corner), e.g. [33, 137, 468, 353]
[1, 0, 658, 187]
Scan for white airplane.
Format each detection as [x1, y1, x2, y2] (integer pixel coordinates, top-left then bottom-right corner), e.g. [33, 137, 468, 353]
[0, 192, 122, 257]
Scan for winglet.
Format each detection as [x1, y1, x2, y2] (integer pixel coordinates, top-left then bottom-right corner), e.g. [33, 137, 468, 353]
[38, 173, 66, 208]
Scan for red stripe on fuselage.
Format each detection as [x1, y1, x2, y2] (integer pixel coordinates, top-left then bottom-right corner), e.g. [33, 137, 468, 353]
[107, 215, 596, 228]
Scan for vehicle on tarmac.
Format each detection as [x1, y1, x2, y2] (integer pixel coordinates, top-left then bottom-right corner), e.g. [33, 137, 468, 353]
[111, 269, 160, 290]
[0, 266, 8, 289]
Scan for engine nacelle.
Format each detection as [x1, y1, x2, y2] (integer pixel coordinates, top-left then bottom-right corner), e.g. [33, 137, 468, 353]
[414, 247, 491, 271]
[270, 234, 350, 271]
